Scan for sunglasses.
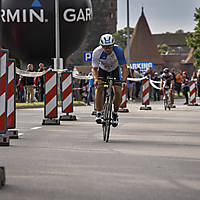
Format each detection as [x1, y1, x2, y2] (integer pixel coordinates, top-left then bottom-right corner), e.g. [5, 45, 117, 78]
[102, 45, 114, 50]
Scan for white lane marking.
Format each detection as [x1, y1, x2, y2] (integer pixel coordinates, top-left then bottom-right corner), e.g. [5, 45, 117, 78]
[31, 127, 42, 130]
[18, 133, 24, 136]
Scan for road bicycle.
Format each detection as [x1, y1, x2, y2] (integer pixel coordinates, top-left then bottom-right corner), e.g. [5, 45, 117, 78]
[100, 77, 121, 142]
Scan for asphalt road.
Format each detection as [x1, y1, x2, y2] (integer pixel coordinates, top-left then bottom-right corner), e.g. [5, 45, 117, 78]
[0, 99, 200, 200]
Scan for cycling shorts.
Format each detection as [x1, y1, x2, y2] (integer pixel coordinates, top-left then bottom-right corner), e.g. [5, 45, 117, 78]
[98, 67, 121, 86]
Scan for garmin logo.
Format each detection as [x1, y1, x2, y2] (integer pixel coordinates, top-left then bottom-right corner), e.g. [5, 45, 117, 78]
[63, 8, 93, 22]
[1, 7, 93, 23]
[1, 9, 48, 23]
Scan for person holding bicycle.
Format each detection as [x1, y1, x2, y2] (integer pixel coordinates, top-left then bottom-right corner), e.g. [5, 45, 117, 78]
[160, 68, 175, 108]
[92, 33, 128, 127]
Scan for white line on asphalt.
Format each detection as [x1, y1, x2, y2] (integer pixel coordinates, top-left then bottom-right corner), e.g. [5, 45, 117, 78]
[18, 133, 24, 136]
[31, 127, 42, 130]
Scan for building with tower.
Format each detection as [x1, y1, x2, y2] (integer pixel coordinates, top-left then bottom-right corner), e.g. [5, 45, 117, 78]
[126, 7, 195, 75]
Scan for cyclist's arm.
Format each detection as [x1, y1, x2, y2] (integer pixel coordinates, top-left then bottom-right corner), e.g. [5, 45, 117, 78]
[92, 67, 98, 85]
[170, 79, 173, 90]
[120, 64, 128, 82]
[160, 79, 163, 89]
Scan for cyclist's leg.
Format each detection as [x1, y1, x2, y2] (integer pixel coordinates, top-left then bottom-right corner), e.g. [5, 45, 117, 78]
[110, 67, 122, 112]
[113, 85, 122, 112]
[110, 68, 121, 127]
[163, 89, 166, 99]
[95, 84, 104, 111]
[95, 68, 107, 112]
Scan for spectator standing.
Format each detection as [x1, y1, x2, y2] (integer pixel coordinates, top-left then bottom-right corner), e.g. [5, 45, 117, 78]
[175, 71, 182, 97]
[86, 72, 95, 105]
[182, 71, 190, 105]
[38, 63, 46, 102]
[17, 75, 25, 102]
[171, 68, 176, 86]
[152, 72, 160, 101]
[126, 69, 134, 100]
[25, 64, 35, 103]
[135, 67, 142, 99]
[73, 78, 82, 101]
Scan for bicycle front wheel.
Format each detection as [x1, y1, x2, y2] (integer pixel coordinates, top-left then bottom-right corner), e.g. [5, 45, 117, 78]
[102, 102, 112, 142]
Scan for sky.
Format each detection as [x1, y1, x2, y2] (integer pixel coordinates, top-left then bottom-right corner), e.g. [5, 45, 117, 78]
[117, 0, 200, 33]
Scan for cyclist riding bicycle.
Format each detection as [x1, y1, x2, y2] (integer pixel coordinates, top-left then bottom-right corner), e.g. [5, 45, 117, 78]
[160, 68, 175, 108]
[92, 33, 128, 127]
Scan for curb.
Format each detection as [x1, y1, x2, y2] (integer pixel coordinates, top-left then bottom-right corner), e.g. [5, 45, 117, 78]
[16, 103, 86, 109]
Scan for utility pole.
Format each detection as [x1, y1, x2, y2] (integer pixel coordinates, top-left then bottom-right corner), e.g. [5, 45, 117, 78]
[127, 0, 130, 66]
[55, 0, 62, 69]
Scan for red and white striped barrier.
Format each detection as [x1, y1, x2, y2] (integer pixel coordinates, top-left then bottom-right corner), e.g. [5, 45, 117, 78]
[7, 59, 16, 129]
[189, 81, 196, 105]
[61, 72, 73, 113]
[42, 71, 60, 125]
[6, 59, 18, 139]
[0, 50, 8, 134]
[142, 79, 149, 105]
[60, 72, 76, 120]
[119, 85, 129, 112]
[140, 78, 151, 110]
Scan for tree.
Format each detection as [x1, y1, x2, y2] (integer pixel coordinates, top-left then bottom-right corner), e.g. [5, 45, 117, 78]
[113, 27, 134, 50]
[175, 29, 184, 34]
[186, 8, 200, 68]
[157, 43, 169, 55]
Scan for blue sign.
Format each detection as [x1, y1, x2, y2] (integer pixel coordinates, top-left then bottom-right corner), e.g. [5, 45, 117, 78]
[84, 52, 93, 62]
[32, 0, 42, 7]
[129, 62, 155, 74]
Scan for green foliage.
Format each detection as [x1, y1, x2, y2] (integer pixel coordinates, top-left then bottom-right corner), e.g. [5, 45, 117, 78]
[186, 8, 200, 68]
[157, 43, 169, 55]
[113, 27, 134, 50]
[175, 29, 184, 33]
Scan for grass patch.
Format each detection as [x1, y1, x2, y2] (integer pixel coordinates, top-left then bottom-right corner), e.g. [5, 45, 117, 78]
[16, 101, 86, 107]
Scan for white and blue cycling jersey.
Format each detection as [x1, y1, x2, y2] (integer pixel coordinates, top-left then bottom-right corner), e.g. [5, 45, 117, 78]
[92, 45, 127, 73]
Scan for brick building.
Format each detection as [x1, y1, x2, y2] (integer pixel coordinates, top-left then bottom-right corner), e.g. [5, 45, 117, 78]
[126, 8, 195, 75]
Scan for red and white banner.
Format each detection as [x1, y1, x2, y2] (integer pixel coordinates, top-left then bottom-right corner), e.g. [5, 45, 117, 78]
[44, 71, 58, 118]
[61, 72, 73, 113]
[190, 81, 196, 104]
[7, 59, 16, 129]
[142, 79, 149, 105]
[0, 50, 8, 134]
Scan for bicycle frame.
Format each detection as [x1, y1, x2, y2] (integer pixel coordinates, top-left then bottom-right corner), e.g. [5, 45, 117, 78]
[102, 77, 114, 142]
[163, 81, 171, 110]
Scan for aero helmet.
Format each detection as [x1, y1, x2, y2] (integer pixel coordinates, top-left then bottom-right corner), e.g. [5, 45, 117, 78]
[99, 34, 115, 46]
[163, 68, 169, 73]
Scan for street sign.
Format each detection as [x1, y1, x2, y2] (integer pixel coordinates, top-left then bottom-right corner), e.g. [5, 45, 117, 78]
[84, 52, 93, 62]
[129, 61, 155, 74]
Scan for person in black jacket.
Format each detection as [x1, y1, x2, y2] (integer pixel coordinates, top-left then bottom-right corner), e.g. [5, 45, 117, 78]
[25, 64, 35, 103]
[152, 72, 160, 101]
[182, 71, 190, 105]
[38, 63, 46, 102]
